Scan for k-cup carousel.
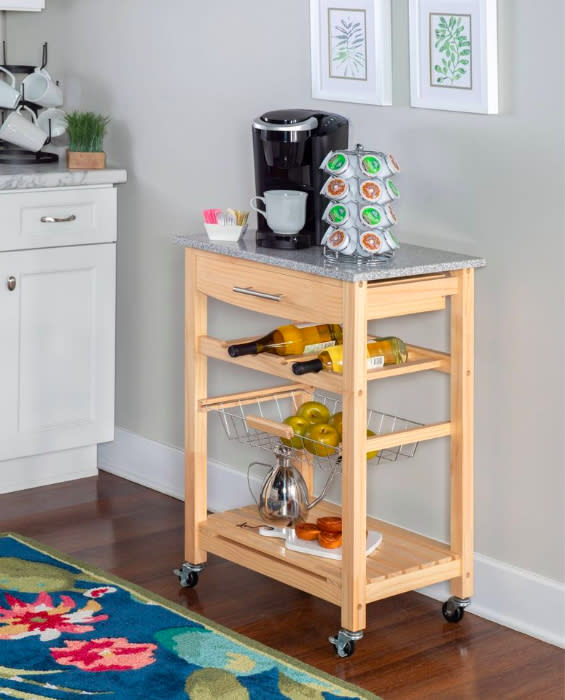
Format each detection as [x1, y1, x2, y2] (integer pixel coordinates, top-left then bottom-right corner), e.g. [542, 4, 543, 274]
[320, 143, 401, 266]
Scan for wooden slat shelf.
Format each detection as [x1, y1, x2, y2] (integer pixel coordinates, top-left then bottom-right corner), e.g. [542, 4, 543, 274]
[201, 502, 461, 607]
[199, 335, 450, 392]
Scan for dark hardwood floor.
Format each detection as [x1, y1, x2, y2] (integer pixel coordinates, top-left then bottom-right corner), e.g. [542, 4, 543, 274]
[1, 472, 563, 699]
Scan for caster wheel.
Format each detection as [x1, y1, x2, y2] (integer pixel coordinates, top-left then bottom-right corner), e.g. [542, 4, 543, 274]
[329, 630, 361, 657]
[174, 564, 203, 589]
[179, 571, 199, 588]
[442, 599, 465, 622]
[340, 640, 355, 657]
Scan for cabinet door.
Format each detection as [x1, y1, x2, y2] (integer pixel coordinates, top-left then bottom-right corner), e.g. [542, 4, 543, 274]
[0, 243, 115, 461]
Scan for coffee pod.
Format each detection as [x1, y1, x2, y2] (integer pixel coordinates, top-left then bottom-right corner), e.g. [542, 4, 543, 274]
[326, 228, 357, 255]
[360, 179, 390, 204]
[385, 178, 400, 201]
[383, 228, 400, 250]
[359, 204, 397, 229]
[358, 230, 390, 256]
[322, 201, 355, 227]
[359, 152, 400, 178]
[321, 226, 334, 245]
[320, 150, 356, 178]
[321, 176, 350, 201]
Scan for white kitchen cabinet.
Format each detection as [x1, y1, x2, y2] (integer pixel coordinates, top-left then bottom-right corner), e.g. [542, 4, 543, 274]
[0, 1, 44, 10]
[0, 184, 118, 493]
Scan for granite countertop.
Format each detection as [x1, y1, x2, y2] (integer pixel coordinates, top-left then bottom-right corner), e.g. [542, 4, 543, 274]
[176, 232, 486, 282]
[0, 162, 127, 190]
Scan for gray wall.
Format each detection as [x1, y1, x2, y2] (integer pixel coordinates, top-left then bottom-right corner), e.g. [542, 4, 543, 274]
[8, 0, 564, 582]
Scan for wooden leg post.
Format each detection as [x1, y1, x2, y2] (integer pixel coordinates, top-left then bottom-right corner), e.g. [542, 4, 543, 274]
[341, 280, 368, 633]
[450, 268, 474, 598]
[185, 249, 208, 565]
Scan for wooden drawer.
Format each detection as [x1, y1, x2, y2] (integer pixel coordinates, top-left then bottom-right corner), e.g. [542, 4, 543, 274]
[367, 273, 459, 319]
[194, 251, 344, 323]
[0, 186, 116, 252]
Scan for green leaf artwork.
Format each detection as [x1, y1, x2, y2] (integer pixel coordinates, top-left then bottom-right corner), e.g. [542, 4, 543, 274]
[330, 10, 367, 80]
[432, 14, 471, 87]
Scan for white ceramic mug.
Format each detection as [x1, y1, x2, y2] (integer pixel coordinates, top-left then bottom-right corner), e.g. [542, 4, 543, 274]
[0, 105, 48, 151]
[37, 107, 67, 137]
[0, 66, 21, 109]
[250, 190, 308, 235]
[21, 68, 63, 107]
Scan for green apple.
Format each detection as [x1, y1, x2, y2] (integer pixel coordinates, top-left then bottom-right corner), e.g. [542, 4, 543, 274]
[280, 415, 309, 450]
[366, 428, 379, 461]
[329, 411, 343, 439]
[296, 400, 331, 425]
[304, 422, 340, 457]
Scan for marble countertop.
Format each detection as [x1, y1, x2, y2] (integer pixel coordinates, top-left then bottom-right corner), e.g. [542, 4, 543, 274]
[176, 232, 485, 282]
[0, 162, 127, 190]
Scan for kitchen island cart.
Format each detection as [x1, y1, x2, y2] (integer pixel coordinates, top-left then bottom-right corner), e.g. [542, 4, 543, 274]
[177, 234, 484, 656]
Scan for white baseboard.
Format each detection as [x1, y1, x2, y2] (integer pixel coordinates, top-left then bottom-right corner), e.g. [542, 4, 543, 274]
[1, 445, 97, 494]
[98, 428, 565, 649]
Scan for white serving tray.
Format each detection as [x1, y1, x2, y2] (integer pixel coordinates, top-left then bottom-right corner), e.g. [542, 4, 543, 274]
[259, 526, 382, 560]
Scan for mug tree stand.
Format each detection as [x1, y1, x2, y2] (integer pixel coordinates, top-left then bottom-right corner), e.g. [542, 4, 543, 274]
[0, 41, 58, 165]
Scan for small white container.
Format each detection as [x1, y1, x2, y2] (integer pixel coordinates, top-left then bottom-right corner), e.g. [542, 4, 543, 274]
[204, 223, 247, 242]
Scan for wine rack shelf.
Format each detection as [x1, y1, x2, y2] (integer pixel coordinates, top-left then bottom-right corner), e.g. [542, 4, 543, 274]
[199, 335, 450, 394]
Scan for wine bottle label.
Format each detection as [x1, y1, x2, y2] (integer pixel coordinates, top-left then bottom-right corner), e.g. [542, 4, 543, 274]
[303, 340, 337, 353]
[367, 355, 385, 369]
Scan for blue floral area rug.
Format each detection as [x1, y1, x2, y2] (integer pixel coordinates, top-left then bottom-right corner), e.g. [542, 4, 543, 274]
[0, 533, 379, 699]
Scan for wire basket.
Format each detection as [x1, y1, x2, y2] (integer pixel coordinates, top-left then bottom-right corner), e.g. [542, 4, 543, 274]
[210, 390, 422, 470]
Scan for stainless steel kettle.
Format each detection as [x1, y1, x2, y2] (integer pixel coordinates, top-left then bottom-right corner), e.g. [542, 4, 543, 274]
[248, 444, 339, 525]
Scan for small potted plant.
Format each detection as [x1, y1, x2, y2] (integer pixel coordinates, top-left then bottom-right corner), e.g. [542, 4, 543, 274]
[65, 111, 110, 169]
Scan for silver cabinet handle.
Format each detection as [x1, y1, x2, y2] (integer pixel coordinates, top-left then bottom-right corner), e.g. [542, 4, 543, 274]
[40, 214, 77, 223]
[232, 286, 283, 302]
[7, 276, 16, 291]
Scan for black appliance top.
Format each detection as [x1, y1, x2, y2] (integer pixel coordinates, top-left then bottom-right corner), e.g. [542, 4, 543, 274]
[260, 109, 317, 125]
[253, 109, 348, 135]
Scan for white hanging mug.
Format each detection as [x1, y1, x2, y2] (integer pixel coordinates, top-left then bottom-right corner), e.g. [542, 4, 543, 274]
[0, 66, 21, 109]
[250, 190, 307, 235]
[0, 104, 48, 152]
[21, 68, 63, 107]
[37, 107, 67, 137]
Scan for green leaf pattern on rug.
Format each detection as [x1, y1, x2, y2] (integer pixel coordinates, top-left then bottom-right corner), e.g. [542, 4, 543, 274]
[434, 15, 471, 85]
[185, 667, 249, 699]
[0, 558, 101, 593]
[156, 627, 360, 697]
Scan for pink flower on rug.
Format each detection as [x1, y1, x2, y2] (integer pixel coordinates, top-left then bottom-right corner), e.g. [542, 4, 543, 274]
[0, 592, 108, 642]
[50, 638, 157, 672]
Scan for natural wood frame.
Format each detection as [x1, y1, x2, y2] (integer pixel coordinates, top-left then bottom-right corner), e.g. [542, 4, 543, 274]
[184, 249, 475, 636]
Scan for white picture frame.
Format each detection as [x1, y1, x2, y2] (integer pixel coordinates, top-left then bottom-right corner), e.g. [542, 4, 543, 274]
[310, 0, 392, 106]
[409, 0, 498, 114]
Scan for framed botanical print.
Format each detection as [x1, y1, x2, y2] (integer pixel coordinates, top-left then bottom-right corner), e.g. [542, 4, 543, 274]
[310, 0, 392, 106]
[409, 0, 499, 113]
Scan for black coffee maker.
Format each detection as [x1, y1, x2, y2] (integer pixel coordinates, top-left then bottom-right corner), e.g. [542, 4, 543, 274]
[252, 109, 349, 249]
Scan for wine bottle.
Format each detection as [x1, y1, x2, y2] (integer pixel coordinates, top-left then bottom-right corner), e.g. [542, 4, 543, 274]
[227, 323, 343, 358]
[291, 337, 408, 375]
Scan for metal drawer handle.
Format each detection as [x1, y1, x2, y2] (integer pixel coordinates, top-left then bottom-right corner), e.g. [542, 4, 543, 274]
[232, 286, 283, 302]
[40, 214, 77, 223]
[7, 276, 16, 291]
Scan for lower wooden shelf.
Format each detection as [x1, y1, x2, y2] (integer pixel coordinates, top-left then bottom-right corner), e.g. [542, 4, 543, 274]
[200, 501, 461, 607]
